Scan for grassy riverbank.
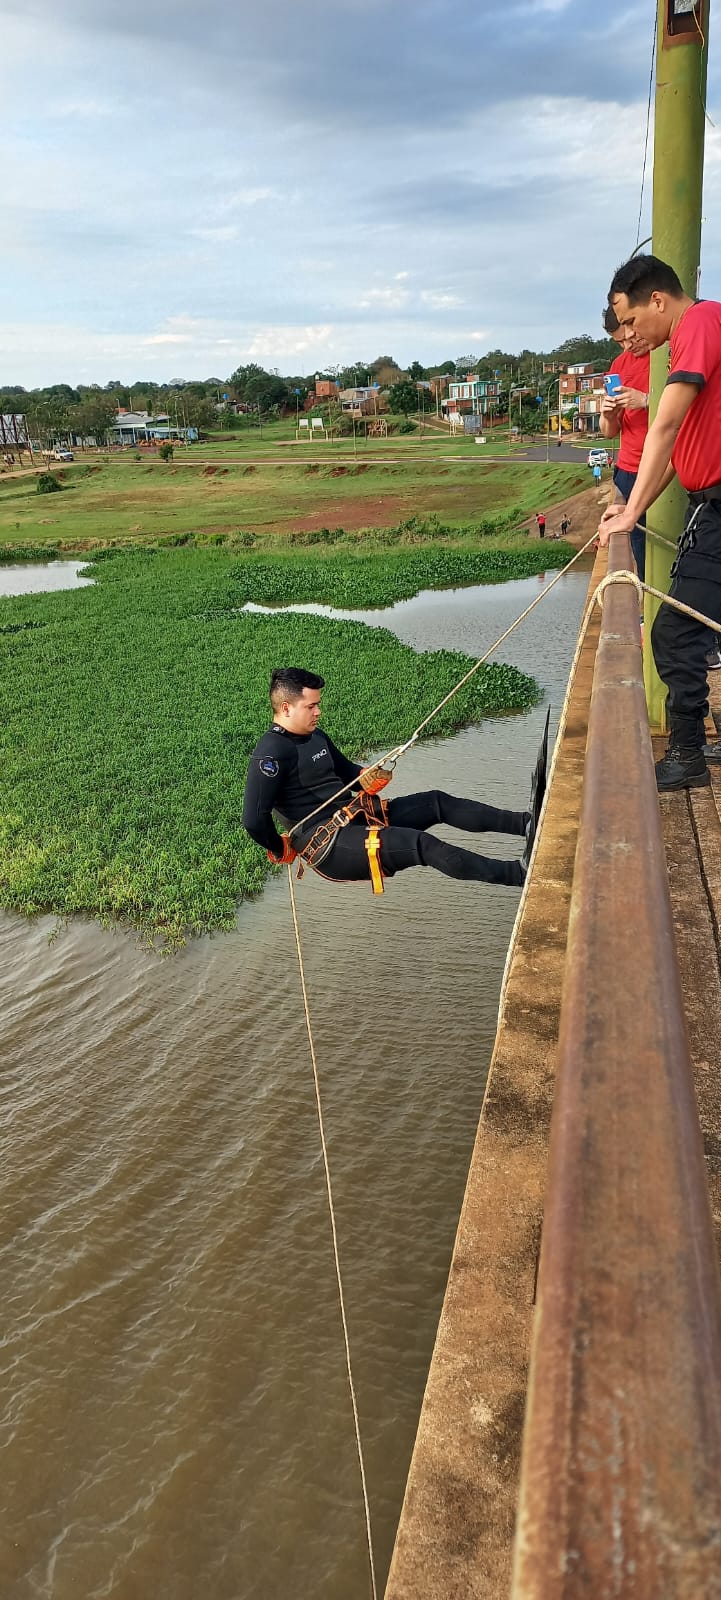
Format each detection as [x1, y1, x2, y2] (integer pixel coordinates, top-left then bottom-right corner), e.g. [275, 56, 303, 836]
[0, 454, 587, 550]
[0, 543, 569, 943]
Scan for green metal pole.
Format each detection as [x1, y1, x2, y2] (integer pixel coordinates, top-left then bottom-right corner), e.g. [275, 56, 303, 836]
[645, 0, 709, 727]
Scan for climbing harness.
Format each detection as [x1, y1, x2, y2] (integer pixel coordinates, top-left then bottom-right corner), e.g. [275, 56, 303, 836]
[294, 789, 389, 886]
[364, 827, 385, 895]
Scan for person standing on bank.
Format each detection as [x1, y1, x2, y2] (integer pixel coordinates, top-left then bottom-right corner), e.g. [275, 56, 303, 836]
[535, 512, 546, 539]
[242, 668, 532, 890]
[598, 254, 721, 792]
[598, 303, 650, 583]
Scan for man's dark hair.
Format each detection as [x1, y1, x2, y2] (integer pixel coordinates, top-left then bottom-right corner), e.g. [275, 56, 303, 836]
[269, 666, 325, 709]
[608, 254, 684, 306]
[603, 304, 620, 335]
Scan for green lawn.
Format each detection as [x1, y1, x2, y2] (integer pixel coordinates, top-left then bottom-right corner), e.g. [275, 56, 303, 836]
[0, 454, 588, 552]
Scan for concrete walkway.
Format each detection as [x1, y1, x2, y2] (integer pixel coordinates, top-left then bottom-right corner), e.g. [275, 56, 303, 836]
[384, 547, 721, 1599]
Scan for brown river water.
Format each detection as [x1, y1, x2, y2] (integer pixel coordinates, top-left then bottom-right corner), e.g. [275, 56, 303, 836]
[0, 561, 590, 1600]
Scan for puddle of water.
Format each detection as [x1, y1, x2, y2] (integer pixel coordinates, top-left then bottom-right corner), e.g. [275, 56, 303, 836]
[0, 561, 94, 597]
[242, 571, 570, 638]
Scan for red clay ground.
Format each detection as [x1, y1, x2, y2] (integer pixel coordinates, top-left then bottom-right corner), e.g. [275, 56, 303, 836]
[258, 480, 604, 539]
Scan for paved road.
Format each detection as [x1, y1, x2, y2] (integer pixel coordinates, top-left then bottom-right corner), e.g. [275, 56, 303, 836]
[2, 441, 604, 475]
[516, 441, 606, 466]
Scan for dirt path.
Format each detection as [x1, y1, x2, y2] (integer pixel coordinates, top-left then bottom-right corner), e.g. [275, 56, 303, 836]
[519, 481, 610, 548]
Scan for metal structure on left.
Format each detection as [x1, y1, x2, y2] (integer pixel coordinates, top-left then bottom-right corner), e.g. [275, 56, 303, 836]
[0, 414, 32, 463]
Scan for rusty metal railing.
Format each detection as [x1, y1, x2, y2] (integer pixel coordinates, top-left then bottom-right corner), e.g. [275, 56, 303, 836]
[511, 532, 721, 1598]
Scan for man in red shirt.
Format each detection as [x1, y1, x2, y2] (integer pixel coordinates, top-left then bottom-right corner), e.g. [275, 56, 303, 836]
[598, 304, 650, 580]
[599, 254, 721, 791]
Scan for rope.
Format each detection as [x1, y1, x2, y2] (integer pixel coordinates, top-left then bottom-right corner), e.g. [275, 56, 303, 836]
[636, 20, 656, 249]
[496, 576, 597, 1024]
[598, 568, 721, 637]
[693, 3, 715, 129]
[286, 865, 378, 1600]
[595, 568, 644, 609]
[287, 533, 600, 841]
[644, 521, 676, 552]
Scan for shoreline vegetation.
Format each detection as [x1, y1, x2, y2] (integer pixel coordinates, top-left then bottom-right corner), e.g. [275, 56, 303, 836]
[0, 536, 575, 945]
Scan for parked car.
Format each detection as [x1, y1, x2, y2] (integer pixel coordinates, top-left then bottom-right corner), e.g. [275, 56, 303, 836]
[587, 447, 609, 468]
[52, 448, 74, 461]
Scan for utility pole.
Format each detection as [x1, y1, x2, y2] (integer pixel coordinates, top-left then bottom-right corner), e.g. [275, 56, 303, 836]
[645, 0, 709, 727]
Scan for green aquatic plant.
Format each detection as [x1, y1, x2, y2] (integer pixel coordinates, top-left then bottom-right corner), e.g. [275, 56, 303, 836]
[0, 547, 550, 943]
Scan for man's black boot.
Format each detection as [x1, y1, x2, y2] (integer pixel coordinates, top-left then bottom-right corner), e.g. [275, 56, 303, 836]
[700, 711, 721, 765]
[655, 715, 710, 791]
[521, 706, 550, 875]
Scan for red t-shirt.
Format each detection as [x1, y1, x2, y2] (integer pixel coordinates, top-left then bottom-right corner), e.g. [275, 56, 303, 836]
[609, 349, 650, 472]
[668, 300, 721, 490]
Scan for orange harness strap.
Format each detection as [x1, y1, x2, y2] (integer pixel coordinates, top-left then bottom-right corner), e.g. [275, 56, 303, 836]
[364, 826, 384, 895]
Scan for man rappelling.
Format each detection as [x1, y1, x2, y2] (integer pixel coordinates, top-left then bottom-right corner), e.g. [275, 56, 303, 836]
[242, 667, 539, 893]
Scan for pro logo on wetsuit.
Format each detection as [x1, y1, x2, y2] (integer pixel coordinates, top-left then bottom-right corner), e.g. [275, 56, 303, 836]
[259, 758, 279, 777]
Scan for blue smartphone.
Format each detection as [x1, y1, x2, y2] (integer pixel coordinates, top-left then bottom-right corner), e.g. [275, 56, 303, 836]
[603, 372, 622, 397]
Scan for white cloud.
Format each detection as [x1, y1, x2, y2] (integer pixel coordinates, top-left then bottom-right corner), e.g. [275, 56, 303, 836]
[420, 290, 463, 310]
[244, 324, 335, 361]
[358, 286, 411, 310]
[142, 334, 194, 346]
[218, 187, 283, 211]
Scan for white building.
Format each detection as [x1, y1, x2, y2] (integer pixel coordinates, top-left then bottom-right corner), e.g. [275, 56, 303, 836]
[110, 411, 198, 444]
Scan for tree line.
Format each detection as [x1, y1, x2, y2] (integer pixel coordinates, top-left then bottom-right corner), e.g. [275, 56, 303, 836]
[0, 332, 616, 443]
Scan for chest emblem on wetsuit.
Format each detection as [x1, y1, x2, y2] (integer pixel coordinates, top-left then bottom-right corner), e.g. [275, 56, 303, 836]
[259, 758, 279, 776]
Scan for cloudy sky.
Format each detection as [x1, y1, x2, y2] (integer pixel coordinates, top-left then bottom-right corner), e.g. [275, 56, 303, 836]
[2, 0, 720, 386]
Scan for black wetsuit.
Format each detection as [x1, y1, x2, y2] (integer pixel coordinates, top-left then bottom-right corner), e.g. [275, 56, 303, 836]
[242, 725, 527, 887]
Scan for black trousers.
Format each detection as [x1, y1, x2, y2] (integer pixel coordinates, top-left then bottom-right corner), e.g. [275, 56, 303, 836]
[613, 466, 646, 584]
[319, 790, 527, 888]
[651, 496, 721, 736]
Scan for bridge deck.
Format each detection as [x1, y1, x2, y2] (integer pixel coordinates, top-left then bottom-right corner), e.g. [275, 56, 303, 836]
[384, 546, 721, 1600]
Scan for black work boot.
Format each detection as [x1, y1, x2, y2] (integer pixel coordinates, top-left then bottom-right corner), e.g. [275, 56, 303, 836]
[521, 706, 550, 875]
[655, 715, 710, 791]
